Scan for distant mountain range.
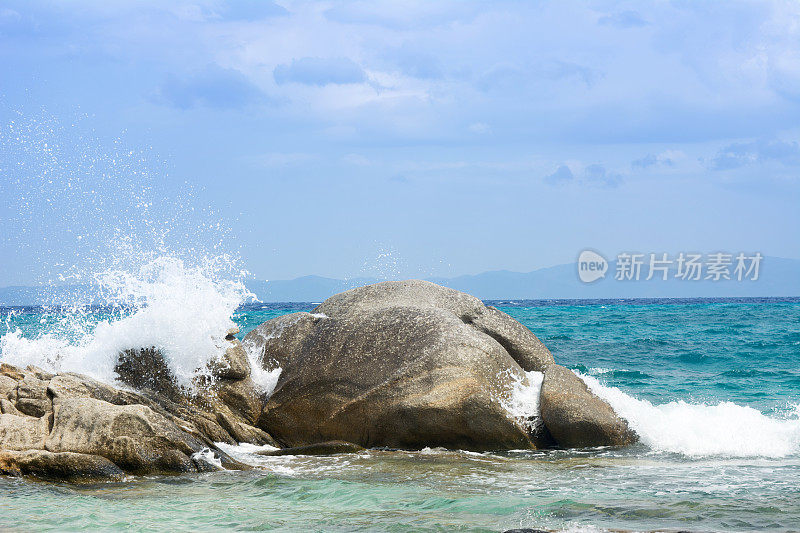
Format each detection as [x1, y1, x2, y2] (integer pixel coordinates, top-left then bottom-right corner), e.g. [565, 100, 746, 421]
[251, 256, 800, 301]
[4, 256, 797, 305]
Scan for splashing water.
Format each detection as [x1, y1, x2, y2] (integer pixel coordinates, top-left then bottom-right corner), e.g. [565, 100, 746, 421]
[243, 342, 282, 396]
[579, 372, 800, 457]
[496, 364, 799, 458]
[501, 370, 545, 427]
[0, 256, 253, 387]
[190, 448, 223, 470]
[0, 111, 257, 388]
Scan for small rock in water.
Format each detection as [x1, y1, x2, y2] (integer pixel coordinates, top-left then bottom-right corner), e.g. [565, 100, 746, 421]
[191, 447, 223, 471]
[539, 364, 637, 447]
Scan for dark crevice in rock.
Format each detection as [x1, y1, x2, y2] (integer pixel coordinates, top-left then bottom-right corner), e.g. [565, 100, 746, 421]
[526, 416, 557, 449]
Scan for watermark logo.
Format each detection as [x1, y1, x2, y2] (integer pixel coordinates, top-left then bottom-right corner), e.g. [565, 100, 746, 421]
[577, 250, 763, 283]
[577, 250, 608, 283]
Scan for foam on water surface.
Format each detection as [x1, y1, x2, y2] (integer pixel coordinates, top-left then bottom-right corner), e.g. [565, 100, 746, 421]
[191, 447, 224, 469]
[579, 372, 800, 458]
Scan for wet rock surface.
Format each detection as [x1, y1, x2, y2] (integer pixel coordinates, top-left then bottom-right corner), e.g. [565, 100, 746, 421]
[0, 335, 274, 481]
[539, 364, 637, 447]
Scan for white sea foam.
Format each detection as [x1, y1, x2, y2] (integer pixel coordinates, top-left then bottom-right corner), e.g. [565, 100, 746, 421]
[502, 370, 545, 426]
[578, 372, 800, 458]
[241, 332, 282, 397]
[215, 442, 299, 476]
[191, 447, 224, 469]
[244, 345, 282, 397]
[0, 255, 252, 388]
[238, 312, 332, 397]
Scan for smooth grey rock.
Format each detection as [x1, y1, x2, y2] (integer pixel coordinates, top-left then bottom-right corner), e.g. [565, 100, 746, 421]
[47, 373, 130, 405]
[0, 449, 125, 482]
[213, 376, 265, 425]
[0, 374, 18, 398]
[247, 280, 556, 451]
[216, 411, 276, 446]
[0, 398, 22, 415]
[539, 364, 636, 448]
[12, 376, 52, 418]
[248, 280, 636, 451]
[314, 280, 554, 372]
[208, 341, 250, 381]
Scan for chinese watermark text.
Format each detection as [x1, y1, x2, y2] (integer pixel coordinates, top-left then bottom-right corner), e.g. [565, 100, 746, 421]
[577, 250, 763, 283]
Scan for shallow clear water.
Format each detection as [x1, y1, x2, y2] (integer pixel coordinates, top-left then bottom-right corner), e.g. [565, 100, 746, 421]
[1, 298, 799, 532]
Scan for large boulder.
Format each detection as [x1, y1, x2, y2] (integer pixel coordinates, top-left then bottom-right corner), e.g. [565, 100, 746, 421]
[245, 280, 635, 450]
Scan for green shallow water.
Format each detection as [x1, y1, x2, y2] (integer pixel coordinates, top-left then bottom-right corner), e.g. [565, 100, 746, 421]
[1, 298, 799, 532]
[2, 448, 799, 532]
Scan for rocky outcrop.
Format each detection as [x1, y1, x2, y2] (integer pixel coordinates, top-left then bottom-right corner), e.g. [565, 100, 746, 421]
[539, 364, 636, 447]
[45, 397, 207, 474]
[0, 334, 275, 481]
[0, 413, 49, 450]
[1, 280, 637, 482]
[245, 280, 636, 451]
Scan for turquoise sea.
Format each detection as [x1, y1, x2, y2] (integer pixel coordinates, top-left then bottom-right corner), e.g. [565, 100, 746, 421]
[1, 297, 799, 532]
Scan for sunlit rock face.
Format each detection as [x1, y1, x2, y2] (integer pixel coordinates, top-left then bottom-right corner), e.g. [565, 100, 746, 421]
[0, 333, 275, 481]
[246, 280, 635, 451]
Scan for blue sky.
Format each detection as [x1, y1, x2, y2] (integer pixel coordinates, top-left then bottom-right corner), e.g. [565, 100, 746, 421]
[1, 0, 799, 285]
